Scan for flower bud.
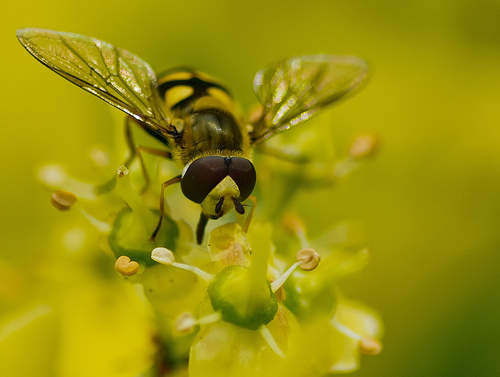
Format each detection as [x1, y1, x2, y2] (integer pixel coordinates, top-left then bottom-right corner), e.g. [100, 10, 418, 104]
[208, 266, 278, 330]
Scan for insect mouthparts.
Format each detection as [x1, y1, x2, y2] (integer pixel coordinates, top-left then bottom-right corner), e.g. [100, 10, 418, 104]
[215, 197, 225, 214]
[232, 197, 245, 214]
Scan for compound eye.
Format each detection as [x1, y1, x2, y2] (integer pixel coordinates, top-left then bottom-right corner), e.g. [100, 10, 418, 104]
[181, 156, 227, 203]
[228, 157, 256, 201]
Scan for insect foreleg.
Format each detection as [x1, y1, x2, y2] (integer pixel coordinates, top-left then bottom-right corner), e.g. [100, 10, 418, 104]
[124, 117, 174, 193]
[151, 175, 182, 240]
[196, 213, 209, 245]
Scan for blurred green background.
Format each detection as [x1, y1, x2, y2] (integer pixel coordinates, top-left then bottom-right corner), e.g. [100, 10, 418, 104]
[2, 0, 500, 376]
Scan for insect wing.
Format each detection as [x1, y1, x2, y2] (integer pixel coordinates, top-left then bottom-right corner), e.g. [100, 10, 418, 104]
[251, 55, 368, 144]
[17, 28, 171, 135]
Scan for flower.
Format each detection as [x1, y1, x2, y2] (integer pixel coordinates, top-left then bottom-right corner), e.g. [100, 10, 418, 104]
[1, 130, 381, 377]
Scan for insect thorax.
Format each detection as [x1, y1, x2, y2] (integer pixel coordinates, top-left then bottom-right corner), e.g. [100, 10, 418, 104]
[158, 69, 249, 163]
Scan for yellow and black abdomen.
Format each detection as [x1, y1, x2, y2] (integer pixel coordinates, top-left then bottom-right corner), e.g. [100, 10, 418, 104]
[157, 69, 249, 163]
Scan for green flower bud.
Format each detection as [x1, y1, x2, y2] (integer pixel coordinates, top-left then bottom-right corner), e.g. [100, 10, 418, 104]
[208, 265, 278, 330]
[207, 223, 279, 330]
[108, 207, 178, 266]
[284, 269, 337, 320]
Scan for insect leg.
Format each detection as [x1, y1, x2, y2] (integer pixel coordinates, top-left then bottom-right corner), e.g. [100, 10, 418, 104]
[151, 175, 182, 240]
[196, 213, 209, 244]
[95, 117, 172, 194]
[256, 144, 311, 164]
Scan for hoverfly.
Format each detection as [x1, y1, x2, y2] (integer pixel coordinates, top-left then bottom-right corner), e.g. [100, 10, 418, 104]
[17, 28, 368, 244]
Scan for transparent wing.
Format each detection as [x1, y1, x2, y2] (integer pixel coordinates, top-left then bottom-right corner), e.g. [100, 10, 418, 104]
[17, 28, 173, 137]
[251, 55, 368, 144]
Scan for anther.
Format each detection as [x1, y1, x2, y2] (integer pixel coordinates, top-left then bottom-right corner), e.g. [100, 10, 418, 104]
[51, 190, 77, 211]
[282, 212, 305, 235]
[151, 247, 175, 265]
[39, 164, 66, 186]
[89, 146, 110, 167]
[296, 248, 320, 271]
[38, 164, 96, 199]
[175, 312, 197, 335]
[359, 337, 383, 355]
[282, 213, 308, 248]
[114, 255, 140, 276]
[271, 248, 320, 292]
[151, 247, 214, 282]
[349, 134, 378, 159]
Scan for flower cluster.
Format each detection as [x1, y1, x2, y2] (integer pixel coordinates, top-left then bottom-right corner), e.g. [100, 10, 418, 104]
[29, 129, 381, 377]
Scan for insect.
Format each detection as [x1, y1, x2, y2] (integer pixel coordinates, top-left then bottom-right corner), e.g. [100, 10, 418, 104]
[17, 28, 368, 244]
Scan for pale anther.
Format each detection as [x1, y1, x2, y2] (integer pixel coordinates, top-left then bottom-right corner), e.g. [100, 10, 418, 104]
[51, 190, 77, 211]
[296, 248, 320, 271]
[151, 247, 214, 281]
[175, 312, 197, 334]
[151, 247, 175, 265]
[359, 337, 383, 355]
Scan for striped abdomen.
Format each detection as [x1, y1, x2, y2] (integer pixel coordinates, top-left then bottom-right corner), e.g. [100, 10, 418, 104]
[158, 70, 248, 163]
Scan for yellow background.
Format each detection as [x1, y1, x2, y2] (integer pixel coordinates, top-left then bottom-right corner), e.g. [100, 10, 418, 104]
[2, 1, 500, 376]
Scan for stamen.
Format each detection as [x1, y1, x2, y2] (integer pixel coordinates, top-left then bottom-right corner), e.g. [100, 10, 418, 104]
[197, 312, 222, 325]
[50, 189, 110, 232]
[282, 213, 308, 248]
[116, 165, 155, 232]
[114, 255, 140, 276]
[259, 325, 285, 358]
[331, 319, 382, 356]
[38, 164, 96, 199]
[271, 261, 301, 292]
[232, 197, 245, 214]
[174, 312, 222, 335]
[78, 207, 112, 233]
[271, 248, 321, 292]
[242, 196, 257, 233]
[151, 247, 214, 282]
